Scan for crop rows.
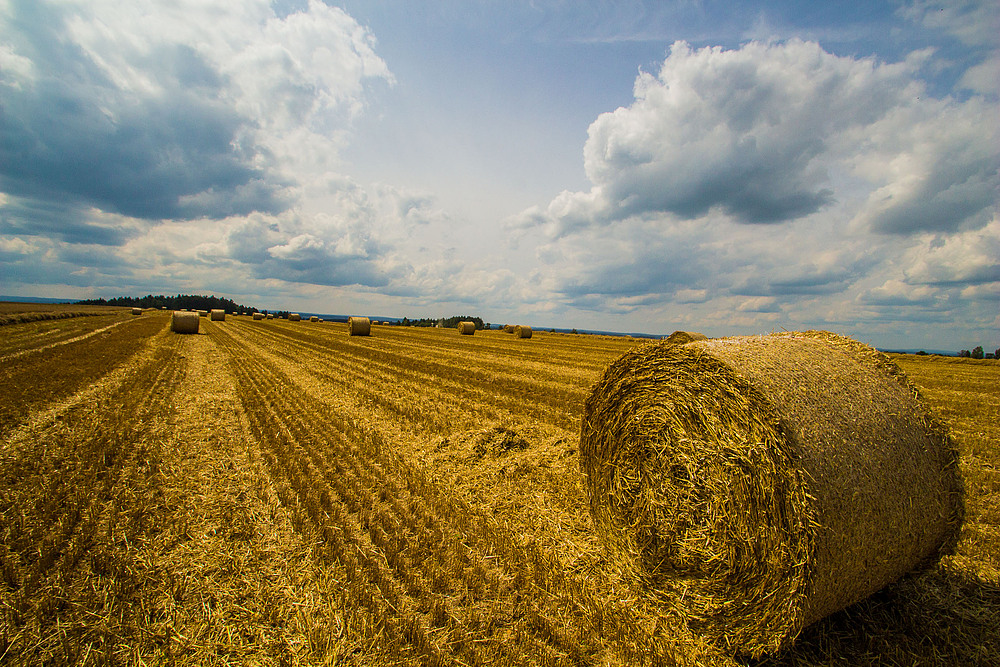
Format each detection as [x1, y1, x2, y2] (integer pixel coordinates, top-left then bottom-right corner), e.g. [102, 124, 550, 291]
[207, 319, 713, 666]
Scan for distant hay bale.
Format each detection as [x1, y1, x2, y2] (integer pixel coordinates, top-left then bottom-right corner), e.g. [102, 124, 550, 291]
[170, 311, 200, 334]
[457, 321, 476, 335]
[131, 307, 142, 315]
[197, 310, 208, 317]
[309, 315, 319, 322]
[579, 330, 963, 657]
[514, 325, 532, 339]
[504, 324, 515, 333]
[289, 313, 301, 322]
[252, 312, 264, 320]
[664, 330, 708, 344]
[348, 316, 371, 336]
[266, 313, 273, 319]
[210, 309, 225, 321]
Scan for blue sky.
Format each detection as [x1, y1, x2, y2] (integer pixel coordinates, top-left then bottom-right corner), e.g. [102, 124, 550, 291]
[1, 0, 997, 350]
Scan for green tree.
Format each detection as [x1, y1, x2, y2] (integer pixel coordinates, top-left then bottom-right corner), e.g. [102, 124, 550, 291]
[971, 346, 984, 359]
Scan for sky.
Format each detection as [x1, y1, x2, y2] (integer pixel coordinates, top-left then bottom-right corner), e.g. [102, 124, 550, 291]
[1, 0, 997, 351]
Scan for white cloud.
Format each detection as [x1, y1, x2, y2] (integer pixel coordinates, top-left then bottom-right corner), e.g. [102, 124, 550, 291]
[518, 39, 997, 239]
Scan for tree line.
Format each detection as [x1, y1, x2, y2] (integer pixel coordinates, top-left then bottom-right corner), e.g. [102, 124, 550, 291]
[77, 294, 258, 315]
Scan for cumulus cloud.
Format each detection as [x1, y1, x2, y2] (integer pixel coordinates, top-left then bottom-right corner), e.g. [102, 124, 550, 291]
[517, 39, 997, 239]
[0, 0, 390, 231]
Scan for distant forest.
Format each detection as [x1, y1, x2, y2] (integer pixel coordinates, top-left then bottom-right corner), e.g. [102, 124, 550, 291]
[77, 294, 262, 315]
[398, 316, 485, 329]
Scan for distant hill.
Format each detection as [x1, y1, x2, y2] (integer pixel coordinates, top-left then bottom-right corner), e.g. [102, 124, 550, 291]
[76, 294, 259, 315]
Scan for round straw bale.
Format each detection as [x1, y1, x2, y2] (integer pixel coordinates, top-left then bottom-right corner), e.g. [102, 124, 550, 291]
[348, 316, 371, 336]
[131, 307, 142, 315]
[289, 313, 301, 322]
[197, 310, 208, 317]
[514, 325, 532, 339]
[504, 324, 515, 333]
[457, 321, 476, 335]
[579, 330, 963, 657]
[252, 312, 264, 320]
[309, 315, 319, 322]
[663, 330, 707, 344]
[170, 311, 200, 334]
[266, 313, 273, 319]
[210, 309, 225, 321]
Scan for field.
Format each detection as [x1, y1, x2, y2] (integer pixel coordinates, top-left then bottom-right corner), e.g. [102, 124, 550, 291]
[1, 308, 998, 666]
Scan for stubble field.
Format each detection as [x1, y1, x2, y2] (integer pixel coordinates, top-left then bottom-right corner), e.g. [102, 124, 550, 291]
[1, 307, 998, 666]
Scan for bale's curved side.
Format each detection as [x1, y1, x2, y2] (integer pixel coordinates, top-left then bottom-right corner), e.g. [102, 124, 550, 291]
[457, 321, 476, 335]
[252, 312, 264, 320]
[515, 325, 532, 339]
[348, 316, 371, 336]
[579, 331, 963, 657]
[171, 311, 200, 334]
[210, 309, 225, 321]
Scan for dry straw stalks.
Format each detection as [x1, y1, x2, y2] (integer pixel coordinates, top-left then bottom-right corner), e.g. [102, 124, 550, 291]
[579, 330, 964, 657]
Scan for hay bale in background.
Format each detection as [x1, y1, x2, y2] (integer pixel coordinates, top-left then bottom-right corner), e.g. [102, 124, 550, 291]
[197, 310, 208, 317]
[514, 325, 532, 339]
[579, 330, 963, 657]
[131, 307, 142, 315]
[348, 316, 371, 336]
[309, 315, 319, 322]
[457, 321, 476, 335]
[170, 311, 200, 334]
[289, 313, 301, 322]
[266, 313, 273, 319]
[504, 324, 515, 333]
[210, 309, 225, 321]
[663, 330, 707, 344]
[252, 312, 264, 320]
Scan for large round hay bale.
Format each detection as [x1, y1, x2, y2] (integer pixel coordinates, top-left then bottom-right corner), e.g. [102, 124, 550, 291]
[289, 313, 301, 322]
[309, 315, 319, 322]
[348, 316, 371, 336]
[514, 325, 532, 339]
[131, 307, 142, 315]
[210, 309, 225, 321]
[579, 331, 963, 657]
[663, 330, 707, 344]
[457, 321, 476, 335]
[504, 324, 515, 333]
[252, 312, 264, 320]
[170, 311, 200, 334]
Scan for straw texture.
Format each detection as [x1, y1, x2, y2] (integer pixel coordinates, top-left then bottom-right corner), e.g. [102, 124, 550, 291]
[664, 330, 707, 344]
[515, 325, 532, 339]
[457, 321, 476, 335]
[210, 309, 225, 321]
[348, 316, 371, 336]
[579, 330, 963, 657]
[171, 311, 200, 334]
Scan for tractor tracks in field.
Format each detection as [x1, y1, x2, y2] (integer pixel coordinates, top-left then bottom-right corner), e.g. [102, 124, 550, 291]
[208, 319, 712, 667]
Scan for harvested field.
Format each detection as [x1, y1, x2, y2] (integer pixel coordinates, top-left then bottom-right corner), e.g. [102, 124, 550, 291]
[1, 311, 997, 666]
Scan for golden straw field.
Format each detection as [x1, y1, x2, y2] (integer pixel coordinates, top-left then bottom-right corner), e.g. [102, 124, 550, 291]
[1, 307, 998, 666]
